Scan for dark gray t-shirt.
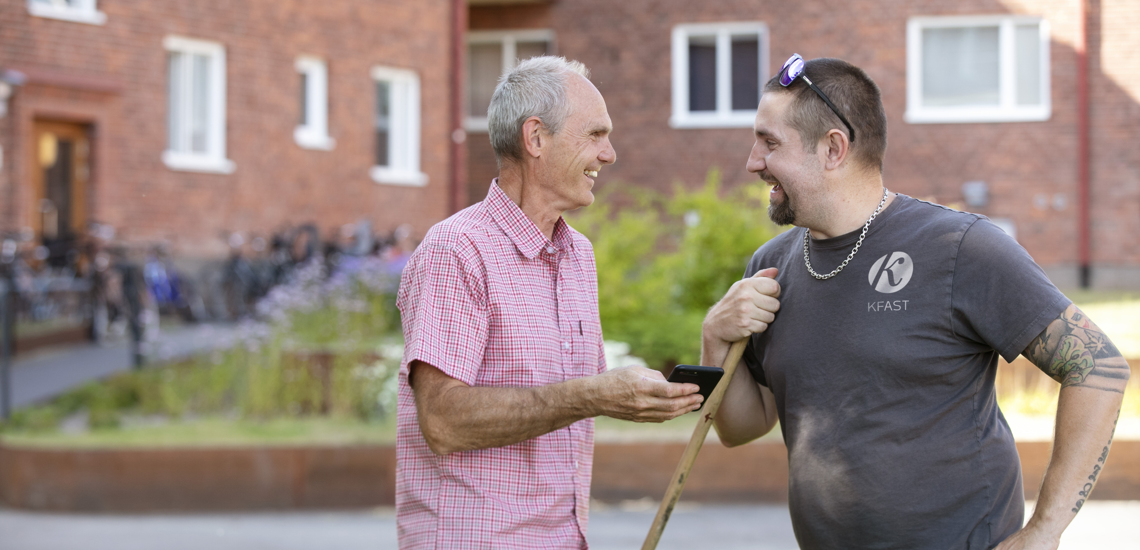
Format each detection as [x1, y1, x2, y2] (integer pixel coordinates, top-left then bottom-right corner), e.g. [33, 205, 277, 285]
[742, 195, 1070, 550]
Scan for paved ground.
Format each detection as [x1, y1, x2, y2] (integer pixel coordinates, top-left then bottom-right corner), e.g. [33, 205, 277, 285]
[4, 323, 232, 410]
[1, 501, 1138, 550]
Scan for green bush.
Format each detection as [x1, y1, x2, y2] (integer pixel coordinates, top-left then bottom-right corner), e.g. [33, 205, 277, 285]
[4, 405, 64, 433]
[569, 170, 782, 369]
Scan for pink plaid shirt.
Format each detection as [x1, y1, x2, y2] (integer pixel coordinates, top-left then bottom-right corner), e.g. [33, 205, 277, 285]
[396, 181, 606, 549]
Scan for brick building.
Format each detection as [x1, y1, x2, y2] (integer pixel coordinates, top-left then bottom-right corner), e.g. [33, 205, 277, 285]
[0, 0, 1136, 289]
[0, 0, 456, 261]
[464, 0, 1140, 289]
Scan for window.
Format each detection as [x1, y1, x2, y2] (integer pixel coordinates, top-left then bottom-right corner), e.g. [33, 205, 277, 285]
[671, 22, 768, 129]
[163, 36, 234, 174]
[906, 16, 1050, 123]
[466, 30, 555, 131]
[294, 56, 335, 150]
[27, 0, 106, 25]
[371, 66, 426, 187]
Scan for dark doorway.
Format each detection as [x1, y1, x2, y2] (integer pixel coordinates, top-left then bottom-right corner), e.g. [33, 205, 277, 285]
[32, 121, 90, 267]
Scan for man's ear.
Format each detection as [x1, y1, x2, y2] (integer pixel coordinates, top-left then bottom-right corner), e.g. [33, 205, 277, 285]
[821, 128, 850, 171]
[521, 116, 546, 159]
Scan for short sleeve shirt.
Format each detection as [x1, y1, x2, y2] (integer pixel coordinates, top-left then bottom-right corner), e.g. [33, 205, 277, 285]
[741, 195, 1070, 550]
[396, 181, 606, 550]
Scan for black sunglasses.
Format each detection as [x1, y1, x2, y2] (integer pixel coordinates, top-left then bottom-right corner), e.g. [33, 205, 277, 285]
[778, 53, 856, 142]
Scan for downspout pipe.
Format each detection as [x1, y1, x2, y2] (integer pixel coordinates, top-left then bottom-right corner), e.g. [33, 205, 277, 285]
[1077, 0, 1091, 288]
[0, 69, 27, 234]
[450, 0, 468, 214]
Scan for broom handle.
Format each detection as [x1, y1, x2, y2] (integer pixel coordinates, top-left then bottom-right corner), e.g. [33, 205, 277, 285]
[640, 338, 750, 550]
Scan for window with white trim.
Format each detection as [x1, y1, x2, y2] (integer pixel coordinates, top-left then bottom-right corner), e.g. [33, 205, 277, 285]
[295, 56, 335, 150]
[371, 66, 426, 187]
[671, 22, 768, 129]
[466, 30, 554, 132]
[906, 16, 1050, 123]
[163, 36, 234, 174]
[27, 0, 106, 25]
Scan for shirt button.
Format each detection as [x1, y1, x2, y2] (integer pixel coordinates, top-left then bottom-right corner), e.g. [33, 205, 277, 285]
[546, 246, 556, 254]
[575, 460, 580, 469]
[562, 341, 571, 351]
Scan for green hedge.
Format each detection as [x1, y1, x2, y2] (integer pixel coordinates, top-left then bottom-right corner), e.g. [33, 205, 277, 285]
[569, 170, 782, 369]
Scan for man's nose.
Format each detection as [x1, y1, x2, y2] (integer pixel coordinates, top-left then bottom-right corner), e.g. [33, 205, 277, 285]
[599, 139, 616, 165]
[746, 145, 764, 173]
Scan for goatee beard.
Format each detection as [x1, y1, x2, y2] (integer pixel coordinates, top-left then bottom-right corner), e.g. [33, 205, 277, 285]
[768, 199, 796, 226]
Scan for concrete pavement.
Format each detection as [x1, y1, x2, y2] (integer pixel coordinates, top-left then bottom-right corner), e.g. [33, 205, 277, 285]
[4, 323, 233, 410]
[1, 501, 1138, 550]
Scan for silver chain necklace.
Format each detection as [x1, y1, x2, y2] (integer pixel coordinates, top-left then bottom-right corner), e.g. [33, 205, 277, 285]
[803, 188, 889, 280]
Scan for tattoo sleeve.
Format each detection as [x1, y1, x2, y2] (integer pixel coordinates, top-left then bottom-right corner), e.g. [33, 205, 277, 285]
[1023, 304, 1131, 393]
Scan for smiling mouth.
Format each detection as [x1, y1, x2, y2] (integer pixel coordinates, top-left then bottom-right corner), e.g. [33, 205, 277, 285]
[584, 169, 598, 178]
[767, 181, 785, 201]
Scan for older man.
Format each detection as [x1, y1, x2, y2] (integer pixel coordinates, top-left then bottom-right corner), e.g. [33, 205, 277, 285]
[395, 56, 704, 549]
[704, 55, 1129, 549]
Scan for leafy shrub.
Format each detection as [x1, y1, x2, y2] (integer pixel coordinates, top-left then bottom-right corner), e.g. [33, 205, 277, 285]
[5, 405, 64, 432]
[569, 170, 782, 369]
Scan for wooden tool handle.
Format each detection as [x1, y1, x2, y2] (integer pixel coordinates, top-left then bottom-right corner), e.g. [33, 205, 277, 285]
[640, 338, 751, 550]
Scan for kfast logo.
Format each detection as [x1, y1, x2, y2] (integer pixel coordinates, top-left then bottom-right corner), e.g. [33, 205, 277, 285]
[868, 252, 912, 293]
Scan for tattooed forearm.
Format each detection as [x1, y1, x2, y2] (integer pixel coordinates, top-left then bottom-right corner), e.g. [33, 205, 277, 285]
[1072, 411, 1120, 513]
[1024, 304, 1131, 392]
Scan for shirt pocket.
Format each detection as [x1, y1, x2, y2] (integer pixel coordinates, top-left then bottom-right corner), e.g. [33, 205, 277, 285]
[572, 317, 604, 376]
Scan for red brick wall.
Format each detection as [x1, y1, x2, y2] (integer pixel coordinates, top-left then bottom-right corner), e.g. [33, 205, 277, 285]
[0, 0, 453, 258]
[465, 4, 553, 205]
[0, 87, 15, 230]
[4, 439, 1140, 510]
[469, 3, 550, 30]
[466, 0, 1139, 288]
[1089, 0, 1140, 287]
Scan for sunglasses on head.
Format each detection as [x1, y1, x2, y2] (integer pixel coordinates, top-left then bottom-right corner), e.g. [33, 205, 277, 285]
[777, 53, 856, 142]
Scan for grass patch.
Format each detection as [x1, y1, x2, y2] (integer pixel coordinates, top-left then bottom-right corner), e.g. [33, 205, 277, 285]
[0, 415, 397, 448]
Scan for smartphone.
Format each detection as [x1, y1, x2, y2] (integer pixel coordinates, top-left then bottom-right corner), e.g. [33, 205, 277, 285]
[666, 365, 724, 411]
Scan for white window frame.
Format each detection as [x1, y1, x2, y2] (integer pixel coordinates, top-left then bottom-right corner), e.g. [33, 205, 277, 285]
[371, 66, 426, 187]
[294, 56, 336, 151]
[465, 29, 556, 132]
[27, 0, 106, 25]
[906, 15, 1051, 124]
[670, 22, 769, 129]
[162, 36, 234, 174]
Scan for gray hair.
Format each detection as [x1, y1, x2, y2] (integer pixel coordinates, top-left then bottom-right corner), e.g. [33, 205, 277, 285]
[487, 56, 590, 166]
